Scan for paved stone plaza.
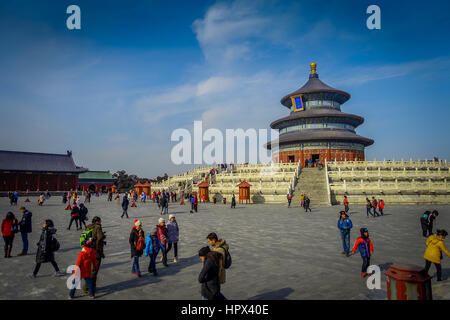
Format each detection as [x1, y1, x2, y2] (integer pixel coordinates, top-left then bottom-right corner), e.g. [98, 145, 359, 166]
[0, 196, 449, 300]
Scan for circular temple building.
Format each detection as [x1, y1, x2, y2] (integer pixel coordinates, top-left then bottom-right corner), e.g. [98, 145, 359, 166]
[267, 63, 374, 167]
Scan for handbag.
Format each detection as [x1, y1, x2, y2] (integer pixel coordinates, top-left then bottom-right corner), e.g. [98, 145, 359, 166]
[11, 223, 19, 234]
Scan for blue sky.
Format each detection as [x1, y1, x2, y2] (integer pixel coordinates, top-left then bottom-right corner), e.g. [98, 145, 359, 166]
[0, 0, 449, 177]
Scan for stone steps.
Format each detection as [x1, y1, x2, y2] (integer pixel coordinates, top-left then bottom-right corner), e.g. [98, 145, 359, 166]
[293, 168, 330, 206]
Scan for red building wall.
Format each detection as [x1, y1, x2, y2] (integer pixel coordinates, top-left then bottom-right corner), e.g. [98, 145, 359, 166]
[0, 173, 79, 192]
[274, 149, 365, 167]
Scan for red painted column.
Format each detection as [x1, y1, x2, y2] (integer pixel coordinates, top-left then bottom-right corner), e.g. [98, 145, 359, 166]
[57, 175, 61, 191]
[14, 174, 19, 191]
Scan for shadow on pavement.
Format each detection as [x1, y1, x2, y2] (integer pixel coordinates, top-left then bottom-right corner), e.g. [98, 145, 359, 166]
[248, 287, 294, 300]
[95, 274, 161, 298]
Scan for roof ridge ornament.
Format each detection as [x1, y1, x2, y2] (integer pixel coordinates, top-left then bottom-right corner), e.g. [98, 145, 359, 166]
[310, 62, 317, 74]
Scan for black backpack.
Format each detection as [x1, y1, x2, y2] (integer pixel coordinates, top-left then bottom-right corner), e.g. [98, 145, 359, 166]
[224, 248, 232, 269]
[50, 236, 60, 252]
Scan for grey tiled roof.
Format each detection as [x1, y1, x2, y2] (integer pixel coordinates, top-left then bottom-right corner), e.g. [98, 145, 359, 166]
[0, 150, 88, 173]
[270, 108, 364, 129]
[266, 129, 374, 148]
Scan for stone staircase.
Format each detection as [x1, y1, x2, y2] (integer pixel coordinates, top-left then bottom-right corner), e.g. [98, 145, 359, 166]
[293, 168, 330, 206]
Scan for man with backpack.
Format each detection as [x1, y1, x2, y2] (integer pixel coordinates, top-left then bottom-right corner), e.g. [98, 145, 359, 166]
[206, 232, 231, 285]
[83, 216, 105, 294]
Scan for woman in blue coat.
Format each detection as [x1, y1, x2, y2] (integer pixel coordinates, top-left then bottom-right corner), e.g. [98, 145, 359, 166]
[337, 211, 353, 256]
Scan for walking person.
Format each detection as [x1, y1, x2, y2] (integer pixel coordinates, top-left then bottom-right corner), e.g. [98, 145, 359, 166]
[160, 195, 167, 215]
[304, 196, 311, 212]
[198, 246, 226, 300]
[300, 193, 304, 208]
[84, 216, 105, 294]
[365, 198, 373, 218]
[67, 204, 81, 230]
[1, 212, 19, 258]
[79, 203, 88, 229]
[28, 219, 65, 278]
[157, 218, 169, 267]
[343, 195, 349, 213]
[287, 193, 292, 208]
[193, 194, 198, 213]
[421, 210, 439, 238]
[371, 197, 379, 217]
[377, 199, 385, 216]
[337, 211, 353, 257]
[424, 229, 450, 281]
[145, 227, 165, 275]
[164, 195, 169, 215]
[190, 194, 194, 213]
[38, 193, 45, 206]
[206, 232, 230, 285]
[121, 194, 129, 219]
[166, 214, 179, 263]
[68, 238, 98, 299]
[18, 207, 32, 256]
[231, 193, 236, 209]
[129, 219, 145, 278]
[352, 228, 374, 277]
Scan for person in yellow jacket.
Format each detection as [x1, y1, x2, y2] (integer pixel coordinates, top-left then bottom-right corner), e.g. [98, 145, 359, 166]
[300, 193, 304, 208]
[206, 232, 229, 284]
[424, 229, 450, 281]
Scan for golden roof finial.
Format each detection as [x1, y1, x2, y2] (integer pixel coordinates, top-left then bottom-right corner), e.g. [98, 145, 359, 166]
[310, 62, 317, 74]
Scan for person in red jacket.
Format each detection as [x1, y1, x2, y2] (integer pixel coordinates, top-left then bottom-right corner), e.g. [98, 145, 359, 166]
[377, 199, 385, 216]
[343, 196, 349, 213]
[1, 212, 18, 258]
[68, 240, 98, 299]
[352, 228, 374, 277]
[157, 218, 169, 267]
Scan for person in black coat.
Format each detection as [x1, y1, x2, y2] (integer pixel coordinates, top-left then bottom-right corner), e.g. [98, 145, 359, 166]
[198, 246, 226, 300]
[28, 219, 64, 278]
[79, 203, 88, 228]
[122, 195, 129, 218]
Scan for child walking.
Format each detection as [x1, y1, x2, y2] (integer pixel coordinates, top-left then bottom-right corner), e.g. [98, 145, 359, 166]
[166, 214, 179, 263]
[352, 228, 374, 277]
[424, 229, 450, 281]
[68, 239, 98, 299]
[145, 227, 165, 276]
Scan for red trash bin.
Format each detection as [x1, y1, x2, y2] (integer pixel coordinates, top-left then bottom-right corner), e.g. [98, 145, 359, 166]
[385, 264, 432, 300]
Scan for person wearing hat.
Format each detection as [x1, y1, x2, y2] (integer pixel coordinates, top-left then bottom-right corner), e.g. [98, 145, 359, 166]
[337, 211, 353, 256]
[129, 219, 145, 278]
[352, 228, 374, 277]
[68, 238, 98, 299]
[144, 226, 165, 275]
[166, 214, 179, 263]
[198, 246, 226, 300]
[157, 218, 169, 266]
